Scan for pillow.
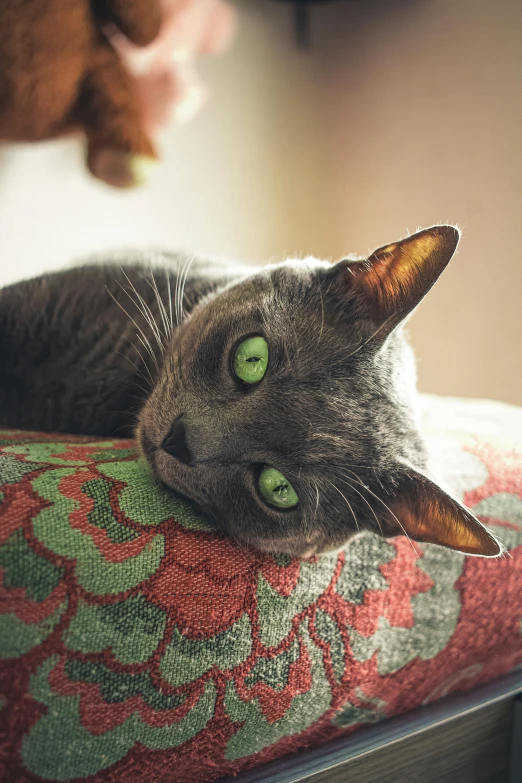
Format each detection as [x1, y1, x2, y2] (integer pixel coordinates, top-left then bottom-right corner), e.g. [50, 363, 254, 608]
[1, 395, 521, 783]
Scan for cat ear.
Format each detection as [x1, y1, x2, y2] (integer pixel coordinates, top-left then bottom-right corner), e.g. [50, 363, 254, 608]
[329, 225, 460, 337]
[379, 465, 502, 557]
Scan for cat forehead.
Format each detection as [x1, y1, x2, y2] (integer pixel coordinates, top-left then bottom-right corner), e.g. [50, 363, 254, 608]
[208, 262, 319, 318]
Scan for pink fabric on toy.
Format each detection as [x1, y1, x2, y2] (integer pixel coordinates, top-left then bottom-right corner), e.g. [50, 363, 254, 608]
[114, 0, 238, 129]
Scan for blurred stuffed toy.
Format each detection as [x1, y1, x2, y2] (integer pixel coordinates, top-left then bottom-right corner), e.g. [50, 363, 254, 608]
[117, 0, 237, 132]
[0, 0, 237, 188]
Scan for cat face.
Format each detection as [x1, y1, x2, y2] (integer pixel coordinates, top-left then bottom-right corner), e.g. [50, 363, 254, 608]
[137, 227, 502, 559]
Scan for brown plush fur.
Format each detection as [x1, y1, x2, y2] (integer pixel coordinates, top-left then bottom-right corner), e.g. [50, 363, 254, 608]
[0, 0, 161, 187]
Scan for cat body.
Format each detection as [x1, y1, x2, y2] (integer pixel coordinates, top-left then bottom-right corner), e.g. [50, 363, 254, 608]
[0, 254, 237, 435]
[0, 228, 502, 558]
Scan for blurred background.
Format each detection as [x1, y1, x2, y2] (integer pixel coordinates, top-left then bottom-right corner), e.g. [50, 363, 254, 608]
[0, 0, 521, 404]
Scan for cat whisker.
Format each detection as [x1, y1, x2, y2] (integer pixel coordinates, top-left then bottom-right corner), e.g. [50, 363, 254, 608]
[118, 274, 157, 333]
[112, 348, 152, 392]
[149, 266, 170, 338]
[166, 269, 174, 332]
[175, 256, 187, 327]
[119, 271, 165, 354]
[112, 328, 155, 388]
[174, 258, 182, 327]
[127, 382, 150, 398]
[307, 480, 321, 531]
[105, 396, 147, 415]
[134, 332, 159, 374]
[324, 477, 360, 532]
[335, 472, 384, 537]
[177, 255, 196, 326]
[106, 287, 159, 373]
[173, 258, 187, 380]
[183, 290, 195, 313]
[103, 391, 149, 420]
[341, 468, 418, 554]
[141, 267, 171, 344]
[174, 255, 196, 381]
[115, 279, 162, 353]
[129, 343, 155, 386]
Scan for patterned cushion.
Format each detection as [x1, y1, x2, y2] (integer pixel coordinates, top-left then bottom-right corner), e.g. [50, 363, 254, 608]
[0, 395, 521, 783]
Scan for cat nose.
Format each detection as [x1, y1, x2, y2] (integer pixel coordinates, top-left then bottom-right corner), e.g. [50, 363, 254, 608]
[161, 416, 193, 465]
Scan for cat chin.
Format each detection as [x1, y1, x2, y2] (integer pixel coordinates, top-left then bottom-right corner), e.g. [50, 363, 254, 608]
[237, 538, 320, 559]
[244, 529, 369, 559]
[243, 538, 316, 557]
[235, 530, 344, 559]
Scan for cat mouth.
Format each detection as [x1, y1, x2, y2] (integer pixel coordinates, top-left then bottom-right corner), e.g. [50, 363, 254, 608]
[149, 444, 215, 513]
[138, 427, 198, 496]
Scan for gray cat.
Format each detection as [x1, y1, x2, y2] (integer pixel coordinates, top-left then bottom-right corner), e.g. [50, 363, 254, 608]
[0, 225, 501, 559]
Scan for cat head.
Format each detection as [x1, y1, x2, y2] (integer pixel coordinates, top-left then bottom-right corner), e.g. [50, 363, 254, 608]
[137, 226, 502, 559]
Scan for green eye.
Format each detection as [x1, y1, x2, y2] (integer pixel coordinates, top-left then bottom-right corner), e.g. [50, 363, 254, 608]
[258, 466, 299, 510]
[233, 336, 269, 385]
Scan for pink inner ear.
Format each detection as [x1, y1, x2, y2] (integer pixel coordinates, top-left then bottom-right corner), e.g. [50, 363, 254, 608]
[395, 497, 502, 557]
[383, 461, 502, 558]
[337, 226, 461, 332]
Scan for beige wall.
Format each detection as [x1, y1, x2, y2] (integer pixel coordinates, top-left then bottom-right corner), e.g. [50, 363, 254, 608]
[0, 0, 520, 403]
[310, 0, 522, 406]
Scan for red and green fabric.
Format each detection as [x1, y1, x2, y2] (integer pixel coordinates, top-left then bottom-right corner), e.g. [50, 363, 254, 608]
[1, 396, 521, 783]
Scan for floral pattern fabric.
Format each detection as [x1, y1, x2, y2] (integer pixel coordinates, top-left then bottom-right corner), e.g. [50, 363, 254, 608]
[0, 395, 521, 783]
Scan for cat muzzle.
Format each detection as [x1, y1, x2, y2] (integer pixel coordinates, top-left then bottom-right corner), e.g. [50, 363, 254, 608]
[161, 415, 193, 465]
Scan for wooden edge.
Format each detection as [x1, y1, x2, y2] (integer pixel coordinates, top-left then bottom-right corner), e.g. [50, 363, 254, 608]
[218, 669, 522, 783]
